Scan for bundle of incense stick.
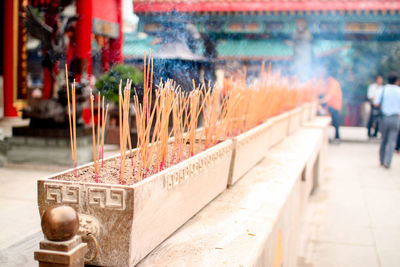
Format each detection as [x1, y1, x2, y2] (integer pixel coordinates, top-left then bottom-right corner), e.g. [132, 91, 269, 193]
[89, 90, 109, 183]
[100, 96, 110, 168]
[132, 50, 156, 181]
[299, 80, 318, 103]
[202, 84, 240, 148]
[119, 79, 133, 185]
[131, 52, 211, 181]
[65, 65, 77, 176]
[171, 89, 189, 164]
[117, 58, 319, 184]
[185, 82, 207, 156]
[66, 55, 320, 186]
[221, 65, 311, 136]
[202, 86, 220, 148]
[155, 81, 174, 171]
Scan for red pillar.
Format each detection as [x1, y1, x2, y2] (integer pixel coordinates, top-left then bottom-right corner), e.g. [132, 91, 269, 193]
[3, 0, 18, 117]
[109, 0, 123, 65]
[42, 63, 53, 99]
[76, 0, 93, 81]
[42, 11, 58, 100]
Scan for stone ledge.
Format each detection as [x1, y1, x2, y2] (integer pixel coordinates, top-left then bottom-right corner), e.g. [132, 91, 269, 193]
[4, 134, 93, 166]
[138, 127, 325, 267]
[6, 136, 92, 147]
[7, 145, 93, 166]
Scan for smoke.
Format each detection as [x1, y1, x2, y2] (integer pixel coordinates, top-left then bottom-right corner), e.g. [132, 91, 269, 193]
[127, 7, 400, 126]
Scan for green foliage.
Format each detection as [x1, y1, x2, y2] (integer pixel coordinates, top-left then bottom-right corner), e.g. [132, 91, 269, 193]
[377, 44, 400, 78]
[95, 64, 143, 104]
[322, 41, 400, 105]
[349, 42, 400, 96]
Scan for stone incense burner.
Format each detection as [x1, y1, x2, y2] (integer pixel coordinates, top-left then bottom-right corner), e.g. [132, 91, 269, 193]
[36, 102, 316, 266]
[38, 139, 233, 266]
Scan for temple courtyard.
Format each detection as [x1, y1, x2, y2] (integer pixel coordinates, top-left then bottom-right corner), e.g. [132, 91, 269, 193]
[0, 127, 399, 266]
[298, 134, 400, 267]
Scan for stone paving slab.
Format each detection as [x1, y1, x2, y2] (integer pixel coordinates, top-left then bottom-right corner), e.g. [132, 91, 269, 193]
[298, 139, 400, 267]
[0, 166, 64, 250]
[0, 142, 121, 266]
[0, 125, 399, 267]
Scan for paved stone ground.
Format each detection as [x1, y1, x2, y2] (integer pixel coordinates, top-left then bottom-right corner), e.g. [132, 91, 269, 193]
[0, 124, 399, 266]
[298, 133, 400, 267]
[0, 146, 120, 266]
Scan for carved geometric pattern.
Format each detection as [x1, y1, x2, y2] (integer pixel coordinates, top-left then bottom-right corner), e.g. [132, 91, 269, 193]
[87, 187, 126, 210]
[45, 183, 80, 204]
[163, 143, 232, 190]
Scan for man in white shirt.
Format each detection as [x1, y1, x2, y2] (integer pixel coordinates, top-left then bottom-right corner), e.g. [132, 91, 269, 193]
[367, 74, 383, 137]
[373, 72, 400, 168]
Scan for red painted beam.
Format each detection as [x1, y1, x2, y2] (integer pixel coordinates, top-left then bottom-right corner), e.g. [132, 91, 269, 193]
[133, 1, 400, 13]
[110, 0, 123, 65]
[76, 0, 93, 80]
[3, 0, 18, 117]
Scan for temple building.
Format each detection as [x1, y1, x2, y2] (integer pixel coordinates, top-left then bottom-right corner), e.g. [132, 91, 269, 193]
[1, 0, 124, 118]
[130, 0, 400, 125]
[131, 0, 400, 65]
[2, 0, 400, 124]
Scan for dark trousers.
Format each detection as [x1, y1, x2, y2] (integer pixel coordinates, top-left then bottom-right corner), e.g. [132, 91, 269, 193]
[328, 106, 341, 139]
[380, 115, 400, 166]
[367, 104, 380, 137]
[396, 129, 400, 151]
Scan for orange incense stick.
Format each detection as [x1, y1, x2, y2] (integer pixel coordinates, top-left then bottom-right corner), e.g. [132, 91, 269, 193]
[101, 99, 109, 169]
[72, 81, 77, 176]
[64, 65, 75, 173]
[89, 91, 97, 182]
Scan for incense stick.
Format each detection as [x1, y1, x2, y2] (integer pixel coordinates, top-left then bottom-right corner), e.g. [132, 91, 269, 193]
[72, 81, 77, 176]
[107, 59, 318, 185]
[101, 101, 109, 168]
[89, 91, 97, 182]
[64, 65, 76, 175]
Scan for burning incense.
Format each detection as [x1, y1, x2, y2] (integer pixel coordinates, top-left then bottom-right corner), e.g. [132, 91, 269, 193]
[116, 60, 319, 184]
[65, 65, 77, 176]
[89, 90, 101, 182]
[96, 93, 101, 181]
[72, 81, 77, 176]
[100, 96, 105, 167]
[118, 80, 134, 184]
[63, 56, 320, 187]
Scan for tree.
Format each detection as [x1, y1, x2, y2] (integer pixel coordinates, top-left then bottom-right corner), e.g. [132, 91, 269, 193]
[95, 64, 143, 104]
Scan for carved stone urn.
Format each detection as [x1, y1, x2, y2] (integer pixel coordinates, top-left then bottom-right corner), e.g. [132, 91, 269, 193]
[228, 111, 290, 186]
[38, 139, 233, 266]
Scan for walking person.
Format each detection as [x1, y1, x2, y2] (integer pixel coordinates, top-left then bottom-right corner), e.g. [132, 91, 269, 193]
[320, 73, 343, 143]
[367, 74, 383, 138]
[374, 72, 400, 168]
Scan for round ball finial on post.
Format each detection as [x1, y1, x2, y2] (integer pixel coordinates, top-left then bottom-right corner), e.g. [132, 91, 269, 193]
[41, 205, 79, 242]
[35, 205, 86, 266]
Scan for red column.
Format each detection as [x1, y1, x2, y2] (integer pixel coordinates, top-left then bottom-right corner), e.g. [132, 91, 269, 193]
[42, 11, 58, 99]
[3, 0, 18, 117]
[109, 0, 123, 65]
[76, 0, 93, 81]
[42, 61, 53, 99]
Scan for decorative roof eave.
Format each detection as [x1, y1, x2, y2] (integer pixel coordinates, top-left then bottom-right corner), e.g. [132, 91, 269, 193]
[133, 1, 400, 14]
[218, 56, 291, 61]
[125, 49, 347, 61]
